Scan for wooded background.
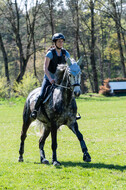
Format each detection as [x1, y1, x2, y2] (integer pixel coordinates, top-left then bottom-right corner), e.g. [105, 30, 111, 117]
[0, 0, 126, 94]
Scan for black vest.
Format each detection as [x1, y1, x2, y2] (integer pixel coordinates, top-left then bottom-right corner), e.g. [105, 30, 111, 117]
[48, 48, 66, 74]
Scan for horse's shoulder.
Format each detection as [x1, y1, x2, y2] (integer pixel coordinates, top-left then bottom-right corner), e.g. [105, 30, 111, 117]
[52, 87, 63, 113]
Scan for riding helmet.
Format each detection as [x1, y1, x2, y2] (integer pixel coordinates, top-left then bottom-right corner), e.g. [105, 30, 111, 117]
[52, 33, 65, 42]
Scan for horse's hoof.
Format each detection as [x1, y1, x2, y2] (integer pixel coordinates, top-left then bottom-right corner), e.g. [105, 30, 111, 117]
[41, 158, 49, 165]
[83, 152, 91, 162]
[52, 161, 61, 166]
[18, 156, 24, 162]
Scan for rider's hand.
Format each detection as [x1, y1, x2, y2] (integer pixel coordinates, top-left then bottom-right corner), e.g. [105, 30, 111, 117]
[50, 79, 55, 84]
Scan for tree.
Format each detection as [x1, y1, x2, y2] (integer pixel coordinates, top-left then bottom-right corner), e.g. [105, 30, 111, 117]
[90, 0, 98, 92]
[80, 0, 99, 92]
[0, 0, 126, 94]
[40, 0, 60, 36]
[96, 0, 126, 78]
[109, 0, 126, 77]
[0, 33, 10, 82]
[0, 0, 41, 82]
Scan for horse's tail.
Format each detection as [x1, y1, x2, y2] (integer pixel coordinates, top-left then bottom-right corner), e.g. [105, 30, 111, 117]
[23, 98, 44, 136]
[30, 120, 44, 137]
[30, 120, 63, 136]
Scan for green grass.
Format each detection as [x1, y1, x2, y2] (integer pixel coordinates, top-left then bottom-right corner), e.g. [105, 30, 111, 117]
[0, 95, 126, 190]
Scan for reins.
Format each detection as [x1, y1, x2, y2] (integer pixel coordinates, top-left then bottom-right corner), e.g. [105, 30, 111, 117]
[54, 83, 80, 89]
[54, 66, 71, 90]
[54, 83, 71, 90]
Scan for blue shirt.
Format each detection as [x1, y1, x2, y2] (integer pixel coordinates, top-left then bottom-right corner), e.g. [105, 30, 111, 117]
[46, 49, 70, 60]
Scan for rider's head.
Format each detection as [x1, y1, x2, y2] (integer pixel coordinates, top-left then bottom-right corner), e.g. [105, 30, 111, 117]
[52, 33, 65, 49]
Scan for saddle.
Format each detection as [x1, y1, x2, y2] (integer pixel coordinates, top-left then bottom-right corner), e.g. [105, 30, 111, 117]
[43, 84, 55, 104]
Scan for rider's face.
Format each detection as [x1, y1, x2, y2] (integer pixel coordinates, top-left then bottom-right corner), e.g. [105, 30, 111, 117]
[56, 39, 64, 49]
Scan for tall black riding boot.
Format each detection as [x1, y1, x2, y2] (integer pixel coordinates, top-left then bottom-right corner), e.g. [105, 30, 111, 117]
[30, 96, 43, 119]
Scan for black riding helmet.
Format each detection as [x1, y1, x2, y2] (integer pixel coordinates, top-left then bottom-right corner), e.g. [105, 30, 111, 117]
[52, 33, 65, 42]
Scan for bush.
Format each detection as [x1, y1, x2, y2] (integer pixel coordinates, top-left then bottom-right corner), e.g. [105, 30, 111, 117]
[0, 77, 10, 98]
[99, 78, 126, 96]
[99, 79, 111, 96]
[108, 78, 126, 82]
[14, 73, 40, 97]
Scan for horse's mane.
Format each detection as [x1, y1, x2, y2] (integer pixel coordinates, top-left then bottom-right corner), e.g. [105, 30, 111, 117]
[55, 64, 67, 84]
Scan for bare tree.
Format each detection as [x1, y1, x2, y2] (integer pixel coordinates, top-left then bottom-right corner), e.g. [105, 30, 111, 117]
[66, 0, 81, 58]
[79, 36, 94, 92]
[0, 32, 10, 82]
[109, 0, 126, 77]
[96, 0, 126, 77]
[1, 0, 41, 82]
[90, 0, 98, 92]
[66, 0, 88, 93]
[80, 0, 98, 92]
[40, 0, 56, 37]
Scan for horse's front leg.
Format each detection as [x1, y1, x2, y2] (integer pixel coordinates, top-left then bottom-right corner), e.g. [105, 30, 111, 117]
[39, 127, 50, 164]
[69, 121, 91, 162]
[51, 124, 61, 166]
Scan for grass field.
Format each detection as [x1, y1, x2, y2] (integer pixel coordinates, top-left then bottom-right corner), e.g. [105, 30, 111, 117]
[0, 95, 126, 190]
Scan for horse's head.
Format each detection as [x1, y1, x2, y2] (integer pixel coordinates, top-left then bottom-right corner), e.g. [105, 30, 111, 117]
[67, 57, 82, 97]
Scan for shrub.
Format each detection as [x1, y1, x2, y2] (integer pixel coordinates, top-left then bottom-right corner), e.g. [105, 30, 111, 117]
[108, 78, 126, 82]
[14, 73, 40, 97]
[99, 78, 126, 96]
[99, 79, 111, 96]
[0, 77, 10, 98]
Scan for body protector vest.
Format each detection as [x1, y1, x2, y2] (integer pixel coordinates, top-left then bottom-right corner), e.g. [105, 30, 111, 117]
[48, 48, 66, 74]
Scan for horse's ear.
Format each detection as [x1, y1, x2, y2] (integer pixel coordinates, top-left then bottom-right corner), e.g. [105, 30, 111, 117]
[66, 57, 72, 66]
[77, 56, 83, 66]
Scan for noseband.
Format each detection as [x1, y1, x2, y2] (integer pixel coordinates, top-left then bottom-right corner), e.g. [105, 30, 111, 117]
[72, 83, 80, 87]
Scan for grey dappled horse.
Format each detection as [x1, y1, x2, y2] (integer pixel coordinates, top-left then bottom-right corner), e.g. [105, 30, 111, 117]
[18, 57, 91, 165]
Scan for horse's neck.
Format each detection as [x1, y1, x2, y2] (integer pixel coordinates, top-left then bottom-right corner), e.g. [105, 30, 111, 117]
[61, 86, 73, 105]
[58, 72, 72, 104]
[56, 67, 73, 104]
[60, 72, 69, 87]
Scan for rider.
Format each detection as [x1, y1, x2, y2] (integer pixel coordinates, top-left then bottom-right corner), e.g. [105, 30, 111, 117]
[31, 33, 70, 119]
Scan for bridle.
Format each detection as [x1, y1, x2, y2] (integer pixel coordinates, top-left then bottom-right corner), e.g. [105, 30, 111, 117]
[55, 66, 81, 90]
[43, 63, 81, 104]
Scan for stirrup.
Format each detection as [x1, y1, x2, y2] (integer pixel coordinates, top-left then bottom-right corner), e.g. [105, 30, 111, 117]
[76, 113, 81, 120]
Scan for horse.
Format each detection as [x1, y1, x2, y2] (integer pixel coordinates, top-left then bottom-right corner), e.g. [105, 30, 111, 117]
[18, 57, 91, 166]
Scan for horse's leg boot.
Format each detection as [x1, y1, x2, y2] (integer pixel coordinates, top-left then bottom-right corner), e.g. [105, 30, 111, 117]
[76, 112, 81, 120]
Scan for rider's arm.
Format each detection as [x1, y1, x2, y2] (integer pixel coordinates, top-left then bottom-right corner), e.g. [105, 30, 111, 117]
[44, 56, 55, 84]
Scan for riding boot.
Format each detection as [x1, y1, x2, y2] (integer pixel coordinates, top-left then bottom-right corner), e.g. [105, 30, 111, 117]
[30, 96, 43, 119]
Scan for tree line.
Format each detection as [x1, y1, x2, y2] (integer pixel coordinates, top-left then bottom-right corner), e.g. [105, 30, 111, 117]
[0, 0, 126, 94]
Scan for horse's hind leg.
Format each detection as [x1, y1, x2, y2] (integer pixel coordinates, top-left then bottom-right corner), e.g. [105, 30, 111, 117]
[69, 121, 91, 162]
[39, 127, 50, 164]
[18, 104, 31, 162]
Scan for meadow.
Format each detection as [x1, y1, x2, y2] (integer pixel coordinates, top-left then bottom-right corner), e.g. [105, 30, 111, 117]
[0, 95, 126, 190]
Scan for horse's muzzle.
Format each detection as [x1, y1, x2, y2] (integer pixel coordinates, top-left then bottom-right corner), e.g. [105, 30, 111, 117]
[74, 86, 81, 97]
[74, 91, 81, 97]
